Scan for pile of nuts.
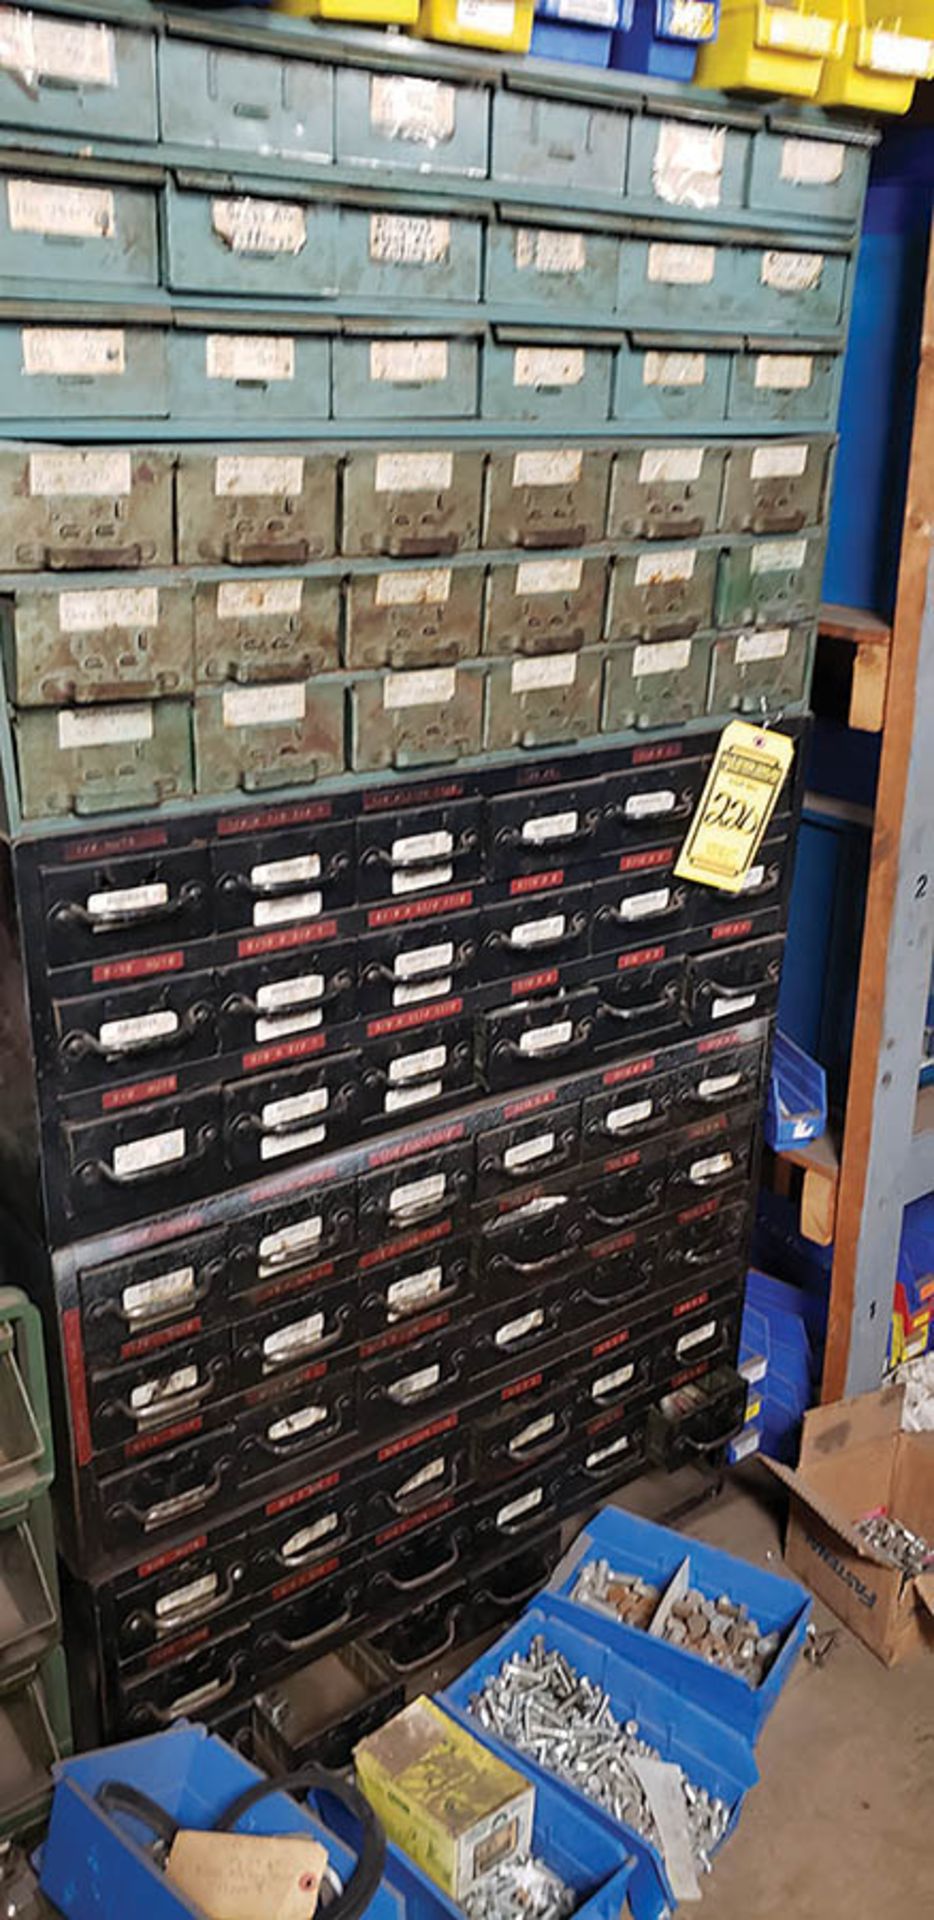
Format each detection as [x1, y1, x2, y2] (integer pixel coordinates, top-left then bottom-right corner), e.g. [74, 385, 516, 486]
[469, 1636, 730, 1873]
[572, 1559, 782, 1688]
[463, 1856, 575, 1920]
[856, 1512, 934, 1576]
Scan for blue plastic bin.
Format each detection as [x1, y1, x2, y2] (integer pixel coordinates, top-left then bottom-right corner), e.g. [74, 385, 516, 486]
[545, 1506, 810, 1746]
[530, 18, 614, 64]
[40, 1723, 401, 1920]
[443, 1607, 758, 1920]
[764, 1032, 827, 1151]
[611, 0, 719, 80]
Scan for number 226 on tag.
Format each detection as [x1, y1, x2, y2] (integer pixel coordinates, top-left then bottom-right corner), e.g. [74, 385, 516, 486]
[674, 721, 794, 893]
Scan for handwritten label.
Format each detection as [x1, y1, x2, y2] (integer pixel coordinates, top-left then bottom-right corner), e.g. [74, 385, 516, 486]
[780, 138, 845, 186]
[211, 198, 306, 254]
[8, 178, 114, 237]
[639, 447, 704, 483]
[515, 228, 586, 275]
[384, 667, 456, 709]
[369, 74, 455, 146]
[59, 586, 158, 632]
[375, 450, 452, 493]
[761, 249, 824, 293]
[647, 242, 715, 285]
[370, 340, 448, 384]
[652, 121, 724, 210]
[643, 350, 706, 388]
[217, 579, 303, 619]
[369, 213, 451, 265]
[633, 640, 692, 677]
[375, 567, 451, 608]
[214, 454, 303, 497]
[206, 335, 294, 382]
[750, 443, 808, 480]
[674, 718, 794, 892]
[513, 449, 582, 488]
[514, 346, 584, 388]
[511, 653, 577, 694]
[755, 354, 813, 390]
[23, 327, 124, 376]
[58, 705, 153, 749]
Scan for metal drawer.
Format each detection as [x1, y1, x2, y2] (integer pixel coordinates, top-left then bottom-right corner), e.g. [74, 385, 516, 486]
[168, 330, 330, 428]
[749, 130, 869, 228]
[238, 1365, 357, 1488]
[40, 844, 211, 970]
[715, 533, 824, 629]
[163, 185, 338, 299]
[567, 1394, 649, 1501]
[567, 1223, 660, 1324]
[660, 1193, 751, 1286]
[16, 700, 192, 819]
[619, 238, 740, 332]
[356, 795, 482, 902]
[342, 447, 483, 557]
[176, 449, 337, 566]
[471, 1455, 568, 1555]
[491, 92, 628, 194]
[608, 756, 707, 839]
[476, 1099, 581, 1201]
[1, 578, 194, 705]
[335, 67, 489, 177]
[216, 939, 355, 1054]
[337, 207, 482, 303]
[485, 222, 620, 318]
[483, 446, 611, 548]
[740, 244, 847, 334]
[727, 350, 840, 428]
[479, 985, 597, 1091]
[227, 1177, 357, 1303]
[253, 1554, 367, 1676]
[482, 343, 613, 428]
[360, 1016, 475, 1126]
[0, 322, 168, 422]
[357, 910, 478, 1017]
[62, 1087, 223, 1230]
[193, 680, 345, 794]
[359, 1235, 474, 1344]
[478, 1189, 583, 1295]
[603, 636, 713, 732]
[574, 1332, 653, 1415]
[484, 554, 606, 655]
[478, 884, 590, 982]
[685, 933, 784, 1031]
[592, 948, 686, 1048]
[592, 853, 689, 951]
[211, 818, 353, 932]
[690, 832, 790, 932]
[0, 174, 158, 290]
[720, 438, 831, 535]
[332, 338, 479, 420]
[52, 970, 218, 1090]
[193, 575, 340, 684]
[471, 1380, 575, 1484]
[358, 1140, 474, 1243]
[668, 1039, 764, 1125]
[111, 1528, 250, 1662]
[159, 37, 333, 164]
[606, 543, 718, 642]
[251, 1476, 365, 1599]
[369, 1507, 473, 1607]
[0, 446, 173, 572]
[486, 775, 609, 877]
[77, 1226, 229, 1373]
[578, 1141, 668, 1240]
[581, 1067, 676, 1157]
[613, 342, 731, 429]
[236, 1275, 357, 1386]
[607, 444, 727, 541]
[652, 1287, 742, 1390]
[667, 1109, 755, 1204]
[484, 648, 602, 751]
[708, 623, 814, 715]
[359, 1322, 471, 1438]
[345, 562, 484, 669]
[0, 13, 157, 142]
[350, 664, 484, 771]
[87, 1326, 232, 1456]
[223, 1051, 360, 1173]
[626, 115, 748, 217]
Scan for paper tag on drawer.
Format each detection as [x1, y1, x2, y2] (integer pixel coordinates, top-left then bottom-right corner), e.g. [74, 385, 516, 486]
[390, 1171, 446, 1214]
[0, 11, 115, 84]
[269, 1405, 328, 1444]
[389, 1044, 448, 1084]
[633, 638, 693, 676]
[510, 1411, 557, 1452]
[264, 1313, 325, 1363]
[675, 717, 793, 891]
[390, 1362, 441, 1404]
[522, 809, 577, 844]
[510, 913, 565, 948]
[131, 1364, 198, 1414]
[713, 992, 755, 1020]
[386, 1080, 442, 1114]
[698, 1070, 742, 1098]
[206, 335, 294, 383]
[755, 354, 813, 390]
[214, 454, 304, 498]
[392, 829, 454, 866]
[511, 653, 577, 694]
[370, 341, 448, 384]
[676, 1319, 716, 1356]
[606, 1097, 654, 1131]
[781, 138, 845, 186]
[280, 1513, 338, 1560]
[750, 443, 808, 480]
[639, 447, 704, 484]
[624, 788, 675, 819]
[375, 451, 452, 494]
[211, 198, 307, 255]
[8, 178, 114, 238]
[59, 586, 158, 632]
[123, 1267, 194, 1320]
[387, 1265, 444, 1313]
[217, 579, 304, 620]
[261, 1123, 326, 1162]
[520, 1019, 572, 1055]
[369, 74, 455, 146]
[113, 1127, 186, 1178]
[647, 242, 715, 286]
[263, 1088, 329, 1130]
[515, 228, 587, 275]
[513, 347, 584, 389]
[394, 975, 452, 1009]
[652, 121, 724, 211]
[516, 557, 583, 596]
[252, 853, 321, 889]
[260, 1214, 323, 1264]
[395, 941, 455, 979]
[457, 0, 516, 33]
[512, 450, 583, 491]
[376, 567, 451, 609]
[504, 1130, 555, 1171]
[735, 628, 790, 663]
[29, 449, 131, 497]
[496, 1308, 544, 1348]
[22, 327, 124, 377]
[751, 540, 807, 574]
[688, 1150, 733, 1182]
[99, 1010, 179, 1051]
[384, 667, 456, 709]
[761, 249, 824, 293]
[369, 214, 451, 266]
[222, 682, 306, 728]
[397, 1454, 447, 1499]
[635, 549, 697, 586]
[87, 880, 167, 918]
[253, 894, 322, 928]
[643, 351, 706, 388]
[593, 1361, 634, 1397]
[741, 863, 765, 891]
[587, 1431, 631, 1468]
[496, 1485, 544, 1527]
[58, 705, 153, 749]
[668, 0, 715, 33]
[257, 990, 323, 1040]
[619, 884, 672, 918]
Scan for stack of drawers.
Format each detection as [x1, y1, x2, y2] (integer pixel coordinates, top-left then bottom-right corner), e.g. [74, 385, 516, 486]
[0, 1, 870, 1745]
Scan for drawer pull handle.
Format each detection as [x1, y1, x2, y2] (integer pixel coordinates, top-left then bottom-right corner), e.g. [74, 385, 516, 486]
[247, 1220, 351, 1274]
[587, 1100, 670, 1142]
[678, 1156, 737, 1189]
[683, 1235, 728, 1267]
[612, 789, 694, 827]
[500, 1018, 592, 1063]
[78, 1127, 217, 1190]
[383, 1534, 462, 1593]
[383, 1356, 463, 1407]
[491, 1240, 580, 1280]
[376, 1608, 461, 1675]
[600, 891, 687, 927]
[104, 1364, 225, 1429]
[677, 1412, 746, 1457]
[755, 509, 806, 533]
[364, 1047, 469, 1091]
[254, 1395, 349, 1453]
[585, 1183, 664, 1230]
[155, 1656, 242, 1725]
[362, 832, 478, 873]
[372, 1277, 465, 1326]
[504, 1407, 572, 1465]
[276, 1511, 356, 1568]
[91, 1257, 224, 1329]
[263, 1603, 355, 1657]
[250, 1312, 353, 1377]
[648, 515, 704, 540]
[385, 1461, 460, 1515]
[484, 1135, 576, 1182]
[52, 881, 203, 936]
[222, 972, 352, 1020]
[363, 945, 475, 988]
[112, 1463, 226, 1532]
[126, 1566, 244, 1638]
[486, 911, 587, 954]
[62, 1001, 213, 1065]
[220, 855, 348, 899]
[598, 986, 680, 1024]
[496, 811, 600, 853]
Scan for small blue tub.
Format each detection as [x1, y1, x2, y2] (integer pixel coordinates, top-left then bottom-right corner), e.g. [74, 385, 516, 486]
[610, 0, 719, 80]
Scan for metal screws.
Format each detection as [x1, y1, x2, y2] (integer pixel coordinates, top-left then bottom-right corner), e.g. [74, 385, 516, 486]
[856, 1512, 934, 1576]
[463, 1855, 575, 1920]
[572, 1559, 782, 1687]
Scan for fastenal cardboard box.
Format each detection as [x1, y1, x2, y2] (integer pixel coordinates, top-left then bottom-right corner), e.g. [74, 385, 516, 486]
[355, 1696, 534, 1898]
[767, 1384, 934, 1665]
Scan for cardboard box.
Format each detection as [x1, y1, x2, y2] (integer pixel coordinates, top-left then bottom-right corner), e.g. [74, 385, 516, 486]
[767, 1383, 934, 1665]
[354, 1697, 534, 1899]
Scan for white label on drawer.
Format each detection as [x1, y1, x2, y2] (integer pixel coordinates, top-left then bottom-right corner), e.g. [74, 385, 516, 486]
[263, 1314, 325, 1363]
[214, 454, 304, 497]
[211, 197, 306, 255]
[653, 121, 725, 211]
[393, 866, 452, 898]
[751, 539, 807, 574]
[256, 972, 324, 1013]
[689, 1151, 733, 1182]
[387, 1266, 444, 1313]
[374, 451, 453, 494]
[635, 549, 697, 586]
[781, 137, 845, 186]
[633, 642, 693, 679]
[58, 586, 158, 633]
[515, 228, 587, 275]
[369, 213, 451, 266]
[222, 682, 306, 728]
[384, 667, 456, 709]
[217, 579, 304, 620]
[206, 334, 294, 383]
[511, 1194, 563, 1224]
[390, 1363, 441, 1404]
[155, 1572, 218, 1620]
[261, 1124, 326, 1161]
[456, 0, 515, 32]
[496, 1309, 544, 1348]
[593, 1362, 635, 1397]
[397, 1454, 446, 1497]
[386, 1080, 442, 1113]
[643, 350, 706, 388]
[395, 941, 455, 979]
[698, 1071, 741, 1098]
[750, 443, 808, 480]
[730, 1428, 761, 1462]
[496, 1486, 544, 1527]
[624, 788, 675, 818]
[58, 704, 153, 749]
[392, 829, 454, 866]
[29, 449, 131, 497]
[520, 1019, 572, 1055]
[557, 0, 616, 21]
[638, 447, 704, 484]
[648, 242, 715, 286]
[511, 652, 577, 693]
[256, 1006, 323, 1043]
[123, 1267, 194, 1320]
[98, 1010, 179, 1051]
[8, 178, 114, 238]
[87, 881, 167, 919]
[522, 809, 577, 845]
[22, 326, 124, 376]
[369, 74, 456, 147]
[868, 28, 932, 76]
[113, 1127, 186, 1178]
[394, 976, 452, 1009]
[0, 11, 115, 85]
[281, 1513, 337, 1560]
[376, 567, 451, 608]
[504, 1130, 556, 1171]
[510, 913, 565, 949]
[262, 1088, 329, 1131]
[389, 1044, 448, 1085]
[741, 863, 765, 892]
[761, 249, 824, 293]
[513, 347, 584, 389]
[735, 627, 790, 663]
[586, 1432, 631, 1468]
[131, 1364, 198, 1415]
[755, 354, 813, 390]
[676, 1318, 716, 1356]
[253, 893, 322, 929]
[510, 1412, 557, 1453]
[260, 1214, 323, 1265]
[390, 1172, 446, 1215]
[620, 885, 672, 919]
[512, 449, 582, 489]
[370, 340, 448, 385]
[516, 558, 583, 596]
[268, 1405, 328, 1443]
[712, 992, 755, 1020]
[252, 854, 322, 891]
[606, 1097, 654, 1131]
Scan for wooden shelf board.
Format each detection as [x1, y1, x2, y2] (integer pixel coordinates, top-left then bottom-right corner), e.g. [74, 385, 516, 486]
[772, 1128, 840, 1248]
[820, 604, 893, 648]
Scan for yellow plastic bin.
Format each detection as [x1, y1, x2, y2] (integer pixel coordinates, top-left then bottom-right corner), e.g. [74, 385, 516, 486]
[413, 0, 534, 50]
[696, 2, 844, 96]
[818, 6, 934, 112]
[277, 0, 419, 22]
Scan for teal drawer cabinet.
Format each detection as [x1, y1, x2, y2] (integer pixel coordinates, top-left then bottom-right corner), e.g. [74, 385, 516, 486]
[626, 116, 749, 219]
[614, 343, 731, 431]
[0, 175, 158, 292]
[483, 446, 611, 548]
[0, 11, 157, 142]
[163, 186, 339, 300]
[606, 544, 718, 642]
[15, 699, 193, 819]
[175, 448, 338, 566]
[159, 37, 334, 166]
[335, 67, 489, 177]
[485, 648, 602, 752]
[740, 245, 848, 335]
[2, 577, 194, 705]
[484, 554, 607, 654]
[715, 531, 825, 629]
[337, 209, 482, 305]
[728, 349, 840, 430]
[607, 445, 727, 541]
[491, 93, 628, 197]
[168, 331, 330, 428]
[708, 623, 815, 715]
[0, 446, 174, 571]
[332, 338, 479, 420]
[748, 131, 870, 231]
[483, 343, 613, 428]
[485, 223, 620, 321]
[194, 679, 345, 792]
[342, 447, 483, 556]
[192, 575, 341, 683]
[720, 438, 832, 535]
[350, 663, 484, 770]
[345, 563, 484, 669]
[603, 635, 713, 731]
[0, 324, 168, 422]
[619, 239, 741, 332]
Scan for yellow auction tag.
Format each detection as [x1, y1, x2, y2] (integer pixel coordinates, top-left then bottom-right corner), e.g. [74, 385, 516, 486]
[674, 720, 794, 893]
